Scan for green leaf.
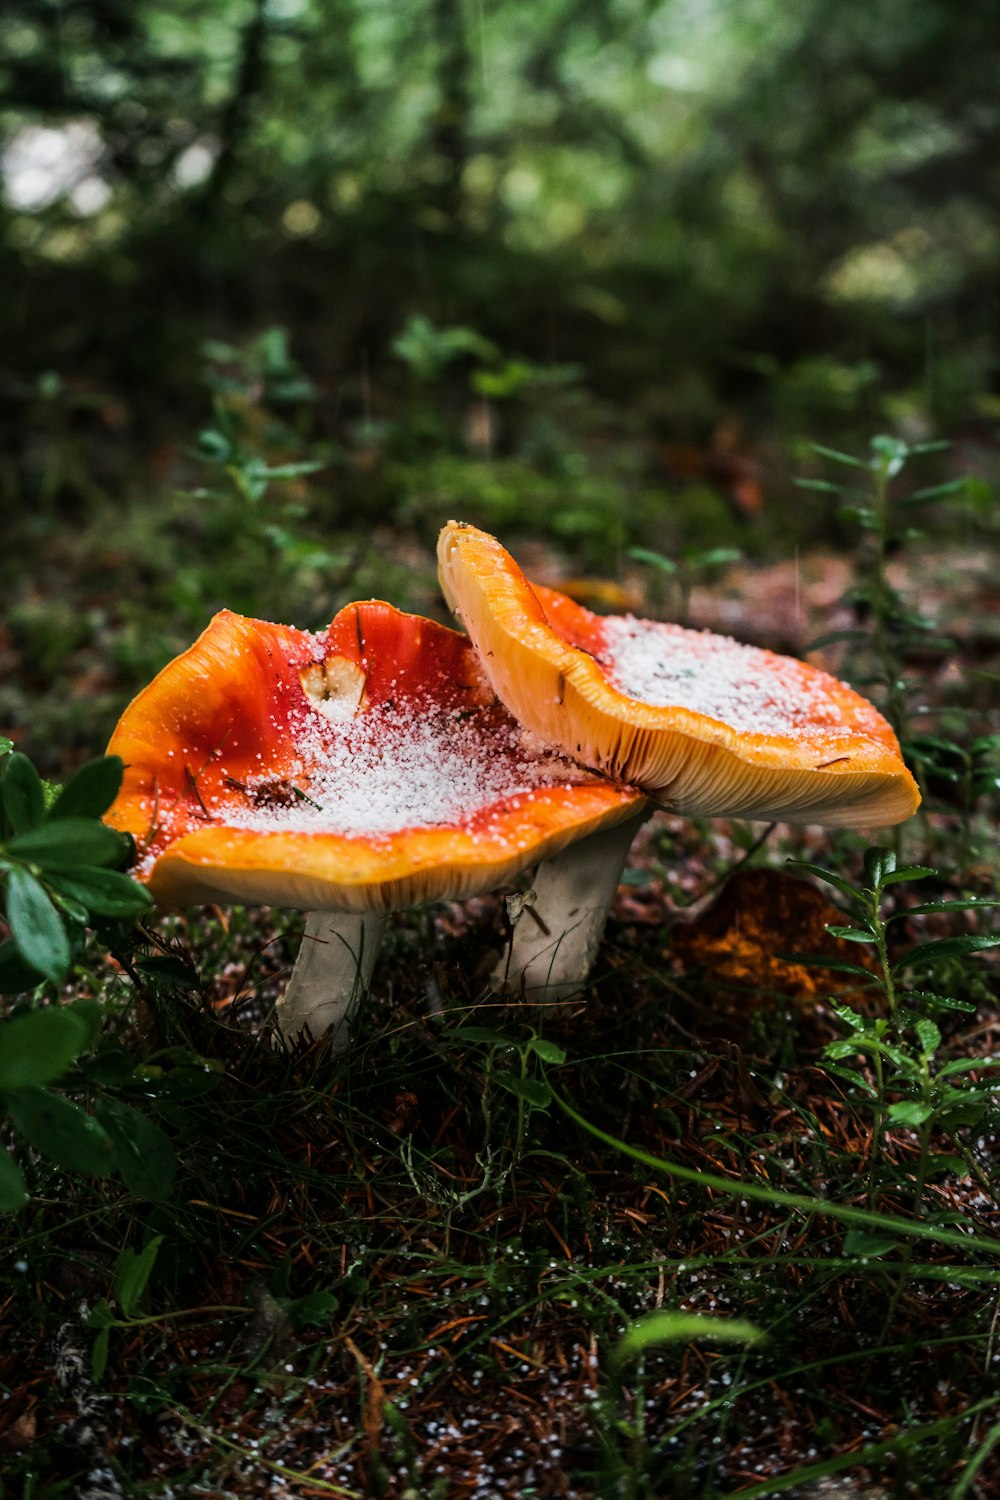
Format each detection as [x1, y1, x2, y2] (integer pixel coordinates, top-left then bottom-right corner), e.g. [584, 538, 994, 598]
[135, 955, 199, 987]
[92, 1324, 111, 1382]
[831, 1003, 867, 1033]
[47, 867, 152, 919]
[6, 867, 70, 983]
[905, 478, 968, 502]
[888, 1100, 933, 1127]
[863, 848, 896, 887]
[287, 1289, 339, 1329]
[94, 1098, 176, 1202]
[825, 1038, 870, 1062]
[825, 925, 874, 944]
[937, 1057, 1000, 1080]
[0, 937, 45, 994]
[879, 866, 936, 886]
[905, 989, 976, 1014]
[887, 898, 1000, 921]
[0, 1007, 89, 1089]
[0, 736, 13, 758]
[914, 1018, 942, 1057]
[8, 1087, 115, 1176]
[611, 1312, 764, 1370]
[807, 442, 868, 469]
[691, 547, 742, 569]
[493, 1072, 552, 1108]
[786, 860, 863, 905]
[528, 1038, 567, 1065]
[48, 757, 124, 820]
[255, 460, 327, 480]
[64, 998, 105, 1046]
[451, 1026, 515, 1048]
[87, 1297, 115, 1330]
[1, 753, 46, 835]
[49, 889, 89, 925]
[626, 547, 677, 575]
[897, 934, 1000, 969]
[870, 433, 909, 476]
[842, 1229, 898, 1258]
[6, 818, 130, 869]
[113, 1235, 164, 1317]
[81, 1044, 136, 1087]
[823, 1061, 878, 1095]
[794, 477, 846, 493]
[0, 1148, 28, 1212]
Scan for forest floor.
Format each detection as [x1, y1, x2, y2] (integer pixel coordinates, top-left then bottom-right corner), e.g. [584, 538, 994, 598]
[2, 419, 1000, 1498]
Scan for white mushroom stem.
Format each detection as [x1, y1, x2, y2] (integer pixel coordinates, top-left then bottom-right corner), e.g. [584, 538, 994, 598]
[275, 911, 387, 1049]
[491, 810, 648, 1002]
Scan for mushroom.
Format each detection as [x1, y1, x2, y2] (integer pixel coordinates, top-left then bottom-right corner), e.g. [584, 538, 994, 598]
[437, 520, 921, 994]
[105, 603, 645, 1045]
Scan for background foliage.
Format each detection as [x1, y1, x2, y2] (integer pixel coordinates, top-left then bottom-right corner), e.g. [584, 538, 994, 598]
[3, 5, 1000, 1497]
[3, 0, 1000, 459]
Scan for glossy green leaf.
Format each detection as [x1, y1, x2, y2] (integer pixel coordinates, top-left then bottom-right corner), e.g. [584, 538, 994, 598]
[0, 937, 45, 995]
[451, 1026, 515, 1048]
[914, 1018, 942, 1057]
[287, 1289, 339, 1329]
[94, 1097, 176, 1202]
[905, 990, 977, 1014]
[113, 1235, 164, 1317]
[0, 1007, 89, 1090]
[842, 1229, 898, 1258]
[0, 1148, 28, 1212]
[135, 955, 200, 986]
[807, 442, 868, 468]
[863, 848, 896, 887]
[626, 546, 677, 575]
[528, 1038, 567, 1065]
[6, 818, 129, 870]
[888, 1100, 933, 1127]
[92, 1325, 111, 1382]
[897, 934, 1000, 969]
[6, 867, 70, 983]
[8, 1087, 115, 1176]
[1, 753, 46, 835]
[493, 1072, 552, 1108]
[48, 757, 124, 821]
[47, 867, 152, 919]
[887, 898, 1000, 922]
[825, 925, 875, 943]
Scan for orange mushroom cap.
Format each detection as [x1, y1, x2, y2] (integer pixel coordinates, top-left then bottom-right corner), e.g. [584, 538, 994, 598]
[106, 602, 645, 911]
[437, 521, 921, 828]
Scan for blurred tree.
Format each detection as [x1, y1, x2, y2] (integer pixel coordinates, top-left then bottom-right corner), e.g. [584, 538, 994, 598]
[1, 0, 998, 466]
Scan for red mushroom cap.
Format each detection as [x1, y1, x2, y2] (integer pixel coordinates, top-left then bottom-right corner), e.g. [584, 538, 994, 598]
[437, 521, 921, 827]
[106, 603, 645, 910]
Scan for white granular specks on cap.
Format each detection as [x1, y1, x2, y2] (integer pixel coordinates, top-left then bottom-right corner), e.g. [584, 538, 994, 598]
[213, 698, 595, 839]
[601, 616, 847, 736]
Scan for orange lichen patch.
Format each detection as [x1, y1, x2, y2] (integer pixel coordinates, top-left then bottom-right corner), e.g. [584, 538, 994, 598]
[106, 603, 644, 913]
[671, 869, 877, 1009]
[437, 521, 920, 827]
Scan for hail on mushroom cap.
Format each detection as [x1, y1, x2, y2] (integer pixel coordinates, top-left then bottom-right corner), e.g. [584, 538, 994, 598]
[437, 521, 921, 828]
[437, 520, 920, 1000]
[105, 603, 645, 1042]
